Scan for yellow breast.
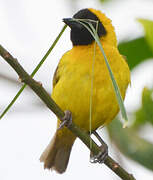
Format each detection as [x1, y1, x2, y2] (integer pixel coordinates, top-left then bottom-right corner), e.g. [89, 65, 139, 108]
[52, 44, 130, 131]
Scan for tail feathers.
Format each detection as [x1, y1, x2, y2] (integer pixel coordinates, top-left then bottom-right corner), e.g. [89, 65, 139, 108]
[40, 129, 75, 174]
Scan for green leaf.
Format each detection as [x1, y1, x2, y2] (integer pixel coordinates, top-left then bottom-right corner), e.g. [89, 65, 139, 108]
[133, 87, 153, 128]
[118, 37, 153, 70]
[142, 87, 153, 124]
[107, 118, 153, 171]
[138, 19, 153, 52]
[133, 108, 146, 129]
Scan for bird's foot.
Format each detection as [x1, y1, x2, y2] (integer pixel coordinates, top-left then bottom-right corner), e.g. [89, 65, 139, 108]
[90, 131, 108, 163]
[90, 144, 108, 163]
[58, 110, 72, 130]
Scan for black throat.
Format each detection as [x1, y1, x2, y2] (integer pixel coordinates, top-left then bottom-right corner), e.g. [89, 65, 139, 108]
[71, 9, 107, 46]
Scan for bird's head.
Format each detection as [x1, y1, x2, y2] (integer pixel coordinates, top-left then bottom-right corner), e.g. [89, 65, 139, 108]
[63, 8, 117, 47]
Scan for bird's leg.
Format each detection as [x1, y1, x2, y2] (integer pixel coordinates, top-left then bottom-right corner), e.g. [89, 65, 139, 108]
[90, 131, 108, 163]
[58, 110, 72, 130]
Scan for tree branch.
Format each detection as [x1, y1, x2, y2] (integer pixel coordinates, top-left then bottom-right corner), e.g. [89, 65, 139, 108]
[0, 44, 136, 180]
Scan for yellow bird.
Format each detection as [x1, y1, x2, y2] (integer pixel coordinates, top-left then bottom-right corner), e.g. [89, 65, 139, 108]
[40, 8, 130, 173]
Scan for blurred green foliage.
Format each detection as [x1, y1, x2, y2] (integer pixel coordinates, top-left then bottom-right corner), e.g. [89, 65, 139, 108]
[118, 18, 153, 70]
[138, 19, 153, 52]
[118, 37, 153, 70]
[133, 87, 153, 128]
[108, 119, 153, 171]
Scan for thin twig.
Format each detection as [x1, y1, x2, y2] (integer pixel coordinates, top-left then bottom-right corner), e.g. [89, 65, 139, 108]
[0, 44, 136, 180]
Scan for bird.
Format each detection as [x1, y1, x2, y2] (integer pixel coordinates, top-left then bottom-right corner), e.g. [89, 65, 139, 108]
[40, 8, 130, 174]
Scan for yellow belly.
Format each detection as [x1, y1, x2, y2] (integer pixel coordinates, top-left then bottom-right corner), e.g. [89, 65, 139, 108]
[52, 44, 130, 131]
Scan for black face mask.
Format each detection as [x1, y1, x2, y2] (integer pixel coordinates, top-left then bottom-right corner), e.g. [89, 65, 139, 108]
[63, 9, 107, 46]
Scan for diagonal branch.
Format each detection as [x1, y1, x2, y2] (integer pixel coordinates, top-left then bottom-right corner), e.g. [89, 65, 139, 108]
[0, 44, 136, 180]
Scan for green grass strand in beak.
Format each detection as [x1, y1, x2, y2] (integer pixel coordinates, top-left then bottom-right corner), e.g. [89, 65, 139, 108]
[74, 19, 128, 127]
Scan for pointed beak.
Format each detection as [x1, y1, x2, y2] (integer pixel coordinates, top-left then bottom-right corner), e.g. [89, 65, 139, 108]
[63, 18, 82, 29]
[63, 18, 73, 25]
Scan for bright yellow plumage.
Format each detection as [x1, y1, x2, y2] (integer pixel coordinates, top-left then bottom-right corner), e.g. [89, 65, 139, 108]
[52, 44, 130, 130]
[40, 8, 130, 173]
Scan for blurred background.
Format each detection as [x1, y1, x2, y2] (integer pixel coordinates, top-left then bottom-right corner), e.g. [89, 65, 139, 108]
[0, 0, 153, 179]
